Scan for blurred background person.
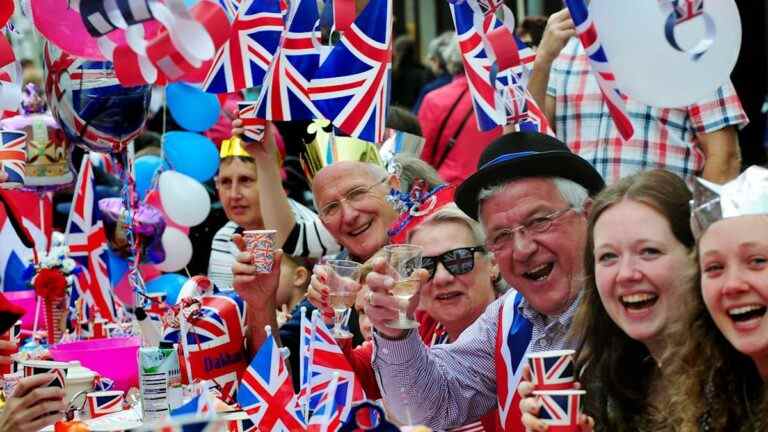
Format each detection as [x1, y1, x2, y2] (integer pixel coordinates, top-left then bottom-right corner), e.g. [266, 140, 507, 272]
[412, 32, 454, 113]
[391, 35, 431, 111]
[516, 16, 547, 50]
[417, 35, 501, 184]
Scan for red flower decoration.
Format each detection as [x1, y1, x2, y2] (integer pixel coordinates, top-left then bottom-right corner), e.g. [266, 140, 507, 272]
[33, 268, 68, 299]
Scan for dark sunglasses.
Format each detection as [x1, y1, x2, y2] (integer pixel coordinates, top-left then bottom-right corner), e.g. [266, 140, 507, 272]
[422, 246, 485, 281]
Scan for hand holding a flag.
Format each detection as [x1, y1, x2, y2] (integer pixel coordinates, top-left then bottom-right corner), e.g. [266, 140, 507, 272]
[230, 117, 279, 165]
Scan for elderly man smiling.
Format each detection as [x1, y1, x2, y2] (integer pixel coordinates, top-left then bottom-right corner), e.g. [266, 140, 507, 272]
[363, 132, 605, 431]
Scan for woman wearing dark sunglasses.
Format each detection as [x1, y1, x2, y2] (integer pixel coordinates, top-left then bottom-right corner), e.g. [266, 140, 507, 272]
[309, 203, 504, 430]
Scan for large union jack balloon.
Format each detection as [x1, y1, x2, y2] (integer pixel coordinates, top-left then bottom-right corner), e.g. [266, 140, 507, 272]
[310, 0, 393, 143]
[43, 43, 150, 154]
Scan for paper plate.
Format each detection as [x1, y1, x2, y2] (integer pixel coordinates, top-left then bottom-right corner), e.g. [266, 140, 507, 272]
[590, 0, 741, 108]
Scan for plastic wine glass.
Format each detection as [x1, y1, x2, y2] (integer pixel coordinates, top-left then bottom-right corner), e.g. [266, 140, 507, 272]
[326, 259, 362, 339]
[383, 244, 423, 330]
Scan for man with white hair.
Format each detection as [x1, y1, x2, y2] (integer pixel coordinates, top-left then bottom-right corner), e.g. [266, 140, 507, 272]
[364, 132, 604, 431]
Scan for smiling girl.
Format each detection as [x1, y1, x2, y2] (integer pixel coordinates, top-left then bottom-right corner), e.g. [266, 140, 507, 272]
[519, 169, 697, 431]
[666, 166, 768, 432]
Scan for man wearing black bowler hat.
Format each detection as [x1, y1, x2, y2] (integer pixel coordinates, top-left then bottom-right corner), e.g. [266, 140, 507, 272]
[363, 132, 605, 431]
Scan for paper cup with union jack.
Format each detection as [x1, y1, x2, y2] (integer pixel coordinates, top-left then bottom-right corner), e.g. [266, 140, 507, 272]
[532, 389, 585, 432]
[243, 229, 276, 273]
[86, 390, 125, 418]
[237, 102, 266, 144]
[3, 371, 21, 397]
[0, 320, 22, 375]
[21, 359, 69, 389]
[527, 349, 576, 391]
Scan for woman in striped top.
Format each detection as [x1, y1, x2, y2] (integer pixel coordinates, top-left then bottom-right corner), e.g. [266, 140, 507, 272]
[208, 123, 340, 290]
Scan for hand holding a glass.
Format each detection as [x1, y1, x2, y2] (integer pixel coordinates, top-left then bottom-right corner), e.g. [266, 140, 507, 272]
[364, 244, 428, 338]
[325, 260, 362, 339]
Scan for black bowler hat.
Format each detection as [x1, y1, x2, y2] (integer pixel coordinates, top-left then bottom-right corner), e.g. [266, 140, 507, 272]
[455, 132, 605, 219]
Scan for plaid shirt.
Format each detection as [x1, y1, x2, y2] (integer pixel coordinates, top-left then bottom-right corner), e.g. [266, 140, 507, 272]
[372, 290, 580, 430]
[548, 39, 749, 185]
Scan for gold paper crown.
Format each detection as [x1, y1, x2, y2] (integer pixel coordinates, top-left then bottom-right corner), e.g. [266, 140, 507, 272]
[300, 119, 383, 183]
[220, 136, 252, 158]
[220, 135, 284, 168]
[691, 166, 768, 238]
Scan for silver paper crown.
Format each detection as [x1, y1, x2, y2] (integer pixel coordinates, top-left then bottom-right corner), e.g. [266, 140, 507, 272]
[691, 166, 768, 238]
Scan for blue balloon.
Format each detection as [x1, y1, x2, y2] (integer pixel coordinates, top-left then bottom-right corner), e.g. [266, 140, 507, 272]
[146, 274, 188, 305]
[107, 250, 129, 288]
[166, 83, 221, 132]
[183, 0, 199, 6]
[135, 155, 163, 199]
[163, 131, 220, 182]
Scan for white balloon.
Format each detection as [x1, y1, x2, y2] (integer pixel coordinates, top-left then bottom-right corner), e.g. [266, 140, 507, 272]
[590, 0, 741, 108]
[159, 170, 211, 227]
[156, 227, 193, 272]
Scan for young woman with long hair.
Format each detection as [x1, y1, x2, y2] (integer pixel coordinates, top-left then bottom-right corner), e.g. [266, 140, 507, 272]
[519, 169, 697, 431]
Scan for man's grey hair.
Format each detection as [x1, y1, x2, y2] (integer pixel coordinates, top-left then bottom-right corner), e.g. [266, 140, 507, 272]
[477, 177, 590, 220]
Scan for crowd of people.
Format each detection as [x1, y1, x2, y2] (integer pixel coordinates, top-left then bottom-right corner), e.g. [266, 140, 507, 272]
[0, 4, 766, 432]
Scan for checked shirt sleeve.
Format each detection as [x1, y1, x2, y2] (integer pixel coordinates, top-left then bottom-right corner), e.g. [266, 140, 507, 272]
[688, 81, 749, 135]
[372, 297, 503, 429]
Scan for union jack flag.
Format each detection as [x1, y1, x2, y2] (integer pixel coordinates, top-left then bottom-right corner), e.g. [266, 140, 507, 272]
[0, 190, 51, 291]
[449, 0, 504, 131]
[495, 36, 553, 136]
[227, 417, 258, 432]
[528, 352, 575, 391]
[667, 0, 704, 23]
[307, 315, 365, 420]
[255, 0, 322, 121]
[237, 329, 307, 432]
[87, 391, 124, 417]
[564, 0, 635, 141]
[203, 0, 284, 93]
[298, 306, 314, 417]
[308, 373, 342, 432]
[179, 292, 248, 402]
[92, 376, 115, 392]
[66, 157, 116, 322]
[536, 391, 583, 428]
[0, 130, 25, 185]
[217, 0, 241, 20]
[171, 392, 215, 418]
[310, 0, 393, 143]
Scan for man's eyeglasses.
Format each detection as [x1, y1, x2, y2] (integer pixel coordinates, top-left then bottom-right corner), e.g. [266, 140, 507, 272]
[422, 246, 486, 281]
[485, 207, 573, 253]
[319, 177, 388, 222]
